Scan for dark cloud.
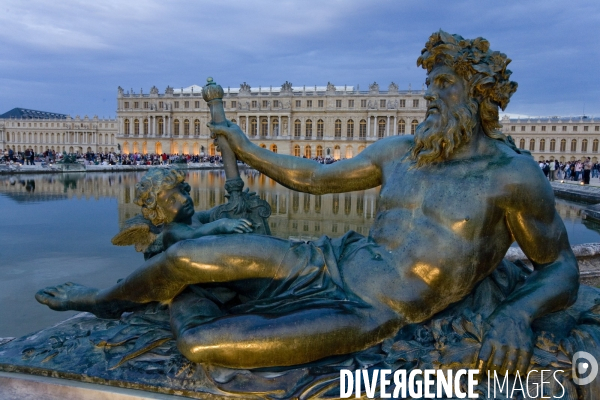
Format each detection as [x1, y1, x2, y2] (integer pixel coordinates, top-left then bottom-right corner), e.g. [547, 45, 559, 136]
[0, 0, 598, 118]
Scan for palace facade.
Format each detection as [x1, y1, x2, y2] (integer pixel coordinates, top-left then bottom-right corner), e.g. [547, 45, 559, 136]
[1, 84, 599, 163]
[0, 108, 118, 154]
[500, 115, 600, 162]
[115, 81, 427, 159]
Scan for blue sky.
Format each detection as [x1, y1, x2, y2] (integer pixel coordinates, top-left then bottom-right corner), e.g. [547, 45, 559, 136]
[0, 0, 598, 119]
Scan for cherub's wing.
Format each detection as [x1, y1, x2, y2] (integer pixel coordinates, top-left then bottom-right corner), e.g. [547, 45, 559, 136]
[111, 214, 158, 253]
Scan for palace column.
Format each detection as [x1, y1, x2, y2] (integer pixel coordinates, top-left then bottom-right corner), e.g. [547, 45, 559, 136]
[386, 116, 390, 136]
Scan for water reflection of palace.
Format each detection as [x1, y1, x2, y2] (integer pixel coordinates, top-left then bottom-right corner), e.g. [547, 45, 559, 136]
[0, 171, 379, 239]
[4, 171, 600, 243]
[118, 170, 380, 239]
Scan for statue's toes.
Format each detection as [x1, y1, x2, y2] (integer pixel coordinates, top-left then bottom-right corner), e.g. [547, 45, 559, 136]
[35, 288, 55, 304]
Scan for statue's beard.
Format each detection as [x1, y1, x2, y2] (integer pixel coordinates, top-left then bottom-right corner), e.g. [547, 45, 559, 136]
[411, 100, 478, 168]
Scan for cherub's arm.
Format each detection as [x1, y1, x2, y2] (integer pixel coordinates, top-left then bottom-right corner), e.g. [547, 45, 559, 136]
[162, 219, 253, 249]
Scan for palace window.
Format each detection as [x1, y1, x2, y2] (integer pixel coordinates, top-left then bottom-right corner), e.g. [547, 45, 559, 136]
[306, 120, 312, 138]
[250, 118, 257, 136]
[359, 120, 367, 138]
[261, 118, 268, 136]
[582, 139, 588, 152]
[273, 100, 279, 108]
[307, 100, 313, 108]
[251, 100, 257, 108]
[318, 100, 324, 108]
[584, 126, 589, 132]
[413, 99, 419, 107]
[596, 126, 599, 132]
[158, 118, 164, 135]
[159, 101, 163, 108]
[411, 120, 418, 135]
[194, 119, 200, 134]
[317, 120, 324, 138]
[511, 126, 516, 131]
[305, 145, 312, 158]
[521, 126, 525, 132]
[398, 119, 406, 134]
[294, 119, 301, 137]
[184, 119, 190, 136]
[573, 126, 578, 132]
[335, 119, 342, 138]
[541, 126, 546, 132]
[361, 99, 367, 108]
[143, 102, 149, 109]
[560, 139, 566, 152]
[262, 100, 268, 108]
[529, 139, 535, 151]
[174, 119, 180, 135]
[593, 139, 599, 153]
[519, 139, 525, 149]
[315, 145, 322, 158]
[336, 100, 342, 108]
[399, 99, 406, 108]
[347, 119, 354, 138]
[193, 101, 199, 108]
[539, 139, 545, 151]
[348, 99, 354, 108]
[174, 101, 179, 109]
[550, 139, 556, 151]
[571, 139, 577, 152]
[124, 102, 129, 109]
[124, 119, 130, 135]
[378, 119, 386, 138]
[294, 144, 300, 156]
[531, 126, 536, 132]
[134, 102, 139, 108]
[231, 101, 237, 108]
[144, 119, 148, 135]
[552, 126, 556, 131]
[380, 99, 386, 108]
[295, 100, 301, 107]
[562, 126, 567, 132]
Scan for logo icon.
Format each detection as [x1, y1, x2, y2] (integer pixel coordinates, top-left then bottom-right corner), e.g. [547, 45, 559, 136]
[572, 351, 598, 385]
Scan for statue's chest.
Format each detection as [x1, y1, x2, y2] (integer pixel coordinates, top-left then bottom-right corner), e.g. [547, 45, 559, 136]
[378, 161, 499, 225]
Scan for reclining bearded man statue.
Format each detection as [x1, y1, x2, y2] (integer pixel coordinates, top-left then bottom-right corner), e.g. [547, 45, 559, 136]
[36, 30, 578, 376]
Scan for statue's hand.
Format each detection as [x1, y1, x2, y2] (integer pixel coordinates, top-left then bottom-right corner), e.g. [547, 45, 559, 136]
[478, 310, 534, 376]
[217, 218, 253, 234]
[208, 120, 246, 151]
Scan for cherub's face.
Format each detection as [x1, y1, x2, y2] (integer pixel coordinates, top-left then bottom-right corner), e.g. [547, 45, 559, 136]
[156, 184, 194, 223]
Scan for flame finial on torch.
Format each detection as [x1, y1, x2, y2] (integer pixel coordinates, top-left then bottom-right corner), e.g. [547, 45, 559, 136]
[202, 77, 224, 102]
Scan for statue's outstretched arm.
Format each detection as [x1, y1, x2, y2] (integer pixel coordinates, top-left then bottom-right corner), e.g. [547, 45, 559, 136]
[210, 122, 410, 194]
[479, 156, 579, 375]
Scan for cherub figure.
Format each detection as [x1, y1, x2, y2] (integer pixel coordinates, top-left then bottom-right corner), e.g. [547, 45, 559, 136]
[111, 167, 252, 260]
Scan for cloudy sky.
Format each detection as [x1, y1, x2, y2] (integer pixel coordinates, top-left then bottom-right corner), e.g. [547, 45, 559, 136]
[0, 0, 598, 119]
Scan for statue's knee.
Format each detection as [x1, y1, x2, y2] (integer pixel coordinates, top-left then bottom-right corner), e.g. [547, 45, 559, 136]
[176, 329, 208, 362]
[176, 328, 222, 364]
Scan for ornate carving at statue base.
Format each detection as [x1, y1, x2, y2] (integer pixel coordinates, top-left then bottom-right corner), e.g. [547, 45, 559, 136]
[3, 260, 600, 399]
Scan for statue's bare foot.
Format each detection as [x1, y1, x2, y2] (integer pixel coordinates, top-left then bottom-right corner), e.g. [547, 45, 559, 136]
[35, 282, 120, 319]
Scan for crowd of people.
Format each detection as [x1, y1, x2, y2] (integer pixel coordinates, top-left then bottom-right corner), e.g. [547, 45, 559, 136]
[539, 157, 600, 185]
[2, 149, 342, 167]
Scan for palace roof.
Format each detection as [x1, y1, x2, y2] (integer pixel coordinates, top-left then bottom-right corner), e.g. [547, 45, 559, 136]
[0, 108, 68, 120]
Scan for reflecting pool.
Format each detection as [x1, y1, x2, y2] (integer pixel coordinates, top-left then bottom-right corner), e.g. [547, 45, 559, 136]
[0, 170, 599, 337]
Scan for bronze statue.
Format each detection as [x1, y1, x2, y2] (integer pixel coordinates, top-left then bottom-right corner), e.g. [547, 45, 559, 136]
[110, 168, 253, 260]
[35, 31, 579, 377]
